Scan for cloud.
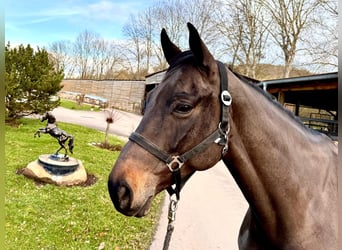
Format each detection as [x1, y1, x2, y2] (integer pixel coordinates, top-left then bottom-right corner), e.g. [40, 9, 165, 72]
[5, 0, 157, 45]
[82, 0, 145, 23]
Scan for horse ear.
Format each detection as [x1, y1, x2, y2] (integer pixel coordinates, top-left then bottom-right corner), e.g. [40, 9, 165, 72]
[187, 22, 215, 69]
[161, 28, 182, 65]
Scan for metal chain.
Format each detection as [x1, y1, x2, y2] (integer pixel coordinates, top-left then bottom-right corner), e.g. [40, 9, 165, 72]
[162, 196, 179, 250]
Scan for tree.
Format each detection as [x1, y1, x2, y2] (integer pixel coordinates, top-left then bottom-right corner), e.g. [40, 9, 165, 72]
[73, 30, 100, 79]
[43, 0, 336, 79]
[302, 0, 337, 72]
[122, 15, 148, 79]
[103, 107, 120, 146]
[5, 43, 64, 122]
[49, 40, 75, 78]
[260, 0, 323, 77]
[122, 0, 218, 75]
[94, 40, 125, 80]
[214, 0, 270, 78]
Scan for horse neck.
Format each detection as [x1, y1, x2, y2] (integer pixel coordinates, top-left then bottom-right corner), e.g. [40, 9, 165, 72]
[223, 72, 337, 237]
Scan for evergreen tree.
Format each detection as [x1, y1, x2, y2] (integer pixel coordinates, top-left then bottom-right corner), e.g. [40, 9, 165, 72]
[5, 43, 64, 122]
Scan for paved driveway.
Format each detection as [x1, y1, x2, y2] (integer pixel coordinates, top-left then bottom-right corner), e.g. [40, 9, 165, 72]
[48, 107, 248, 249]
[149, 162, 248, 250]
[51, 107, 142, 141]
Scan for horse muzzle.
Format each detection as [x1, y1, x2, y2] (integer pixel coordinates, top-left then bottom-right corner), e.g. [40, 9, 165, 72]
[107, 156, 159, 217]
[107, 178, 153, 217]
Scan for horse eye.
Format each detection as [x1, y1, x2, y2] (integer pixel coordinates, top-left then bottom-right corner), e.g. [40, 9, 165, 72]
[174, 103, 193, 114]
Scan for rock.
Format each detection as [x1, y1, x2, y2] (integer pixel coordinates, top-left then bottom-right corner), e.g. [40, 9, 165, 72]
[22, 155, 87, 186]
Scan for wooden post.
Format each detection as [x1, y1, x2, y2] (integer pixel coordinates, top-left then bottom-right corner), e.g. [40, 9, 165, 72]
[295, 99, 300, 116]
[278, 91, 285, 105]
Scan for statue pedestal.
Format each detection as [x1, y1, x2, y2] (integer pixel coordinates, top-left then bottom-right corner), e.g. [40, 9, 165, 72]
[22, 154, 87, 186]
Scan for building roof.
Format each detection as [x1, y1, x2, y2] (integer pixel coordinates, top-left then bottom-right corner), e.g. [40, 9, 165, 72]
[258, 72, 338, 112]
[258, 72, 337, 91]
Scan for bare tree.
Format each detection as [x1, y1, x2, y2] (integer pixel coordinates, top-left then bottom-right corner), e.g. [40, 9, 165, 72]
[47, 0, 336, 80]
[102, 42, 127, 79]
[73, 30, 101, 79]
[49, 40, 75, 78]
[90, 38, 124, 79]
[213, 0, 270, 78]
[153, 0, 187, 46]
[260, 0, 323, 77]
[183, 0, 217, 46]
[91, 37, 106, 79]
[122, 15, 147, 79]
[123, 0, 219, 74]
[150, 0, 187, 71]
[139, 8, 155, 74]
[123, 1, 189, 77]
[103, 107, 121, 146]
[302, 0, 337, 72]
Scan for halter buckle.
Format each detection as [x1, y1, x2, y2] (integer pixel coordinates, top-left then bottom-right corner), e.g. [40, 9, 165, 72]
[214, 122, 230, 155]
[221, 90, 232, 106]
[214, 123, 227, 145]
[166, 156, 184, 172]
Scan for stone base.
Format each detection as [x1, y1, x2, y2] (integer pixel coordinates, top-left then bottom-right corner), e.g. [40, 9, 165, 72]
[22, 155, 87, 186]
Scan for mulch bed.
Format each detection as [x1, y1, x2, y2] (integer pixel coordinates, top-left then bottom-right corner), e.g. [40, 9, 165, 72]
[91, 142, 122, 151]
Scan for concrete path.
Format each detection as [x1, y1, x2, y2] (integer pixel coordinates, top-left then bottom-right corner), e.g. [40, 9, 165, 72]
[50, 107, 142, 141]
[48, 107, 249, 249]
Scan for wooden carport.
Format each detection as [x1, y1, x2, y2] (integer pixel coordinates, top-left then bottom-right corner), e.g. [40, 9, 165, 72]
[258, 72, 338, 140]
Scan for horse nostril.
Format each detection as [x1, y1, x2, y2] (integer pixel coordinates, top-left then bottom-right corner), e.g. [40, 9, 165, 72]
[108, 179, 133, 213]
[117, 184, 132, 209]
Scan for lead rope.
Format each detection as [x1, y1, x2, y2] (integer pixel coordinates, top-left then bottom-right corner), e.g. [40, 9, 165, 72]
[162, 195, 178, 250]
[163, 167, 181, 250]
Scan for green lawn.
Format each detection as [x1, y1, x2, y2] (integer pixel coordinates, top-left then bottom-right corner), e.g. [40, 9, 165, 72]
[59, 99, 102, 111]
[5, 119, 164, 250]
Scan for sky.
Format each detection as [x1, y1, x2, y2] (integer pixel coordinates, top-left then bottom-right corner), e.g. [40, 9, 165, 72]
[5, 0, 157, 48]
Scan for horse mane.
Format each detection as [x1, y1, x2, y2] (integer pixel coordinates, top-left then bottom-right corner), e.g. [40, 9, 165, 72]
[230, 69, 322, 137]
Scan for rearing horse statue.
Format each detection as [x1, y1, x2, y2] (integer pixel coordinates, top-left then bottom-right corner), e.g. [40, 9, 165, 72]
[108, 23, 337, 249]
[34, 112, 74, 158]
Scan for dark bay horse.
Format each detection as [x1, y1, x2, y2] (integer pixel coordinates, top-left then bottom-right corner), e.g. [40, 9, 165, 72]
[34, 112, 74, 157]
[108, 23, 337, 249]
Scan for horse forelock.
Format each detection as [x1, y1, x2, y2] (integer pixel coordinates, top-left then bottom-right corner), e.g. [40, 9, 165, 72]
[167, 51, 193, 69]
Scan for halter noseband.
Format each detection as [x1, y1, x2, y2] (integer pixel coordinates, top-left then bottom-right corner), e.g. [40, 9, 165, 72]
[129, 61, 231, 199]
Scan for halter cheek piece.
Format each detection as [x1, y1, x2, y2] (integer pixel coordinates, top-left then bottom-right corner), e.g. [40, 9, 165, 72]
[129, 61, 231, 200]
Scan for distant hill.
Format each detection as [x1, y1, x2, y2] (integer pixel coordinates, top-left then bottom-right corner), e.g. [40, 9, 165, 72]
[233, 64, 312, 81]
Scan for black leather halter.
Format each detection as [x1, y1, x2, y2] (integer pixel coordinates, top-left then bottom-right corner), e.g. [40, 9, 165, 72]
[129, 61, 232, 199]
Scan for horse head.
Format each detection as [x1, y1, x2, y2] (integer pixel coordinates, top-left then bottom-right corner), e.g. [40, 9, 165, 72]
[108, 23, 227, 217]
[41, 111, 56, 124]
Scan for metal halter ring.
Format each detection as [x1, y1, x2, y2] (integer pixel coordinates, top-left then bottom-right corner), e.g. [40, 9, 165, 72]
[221, 90, 232, 106]
[166, 156, 184, 172]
